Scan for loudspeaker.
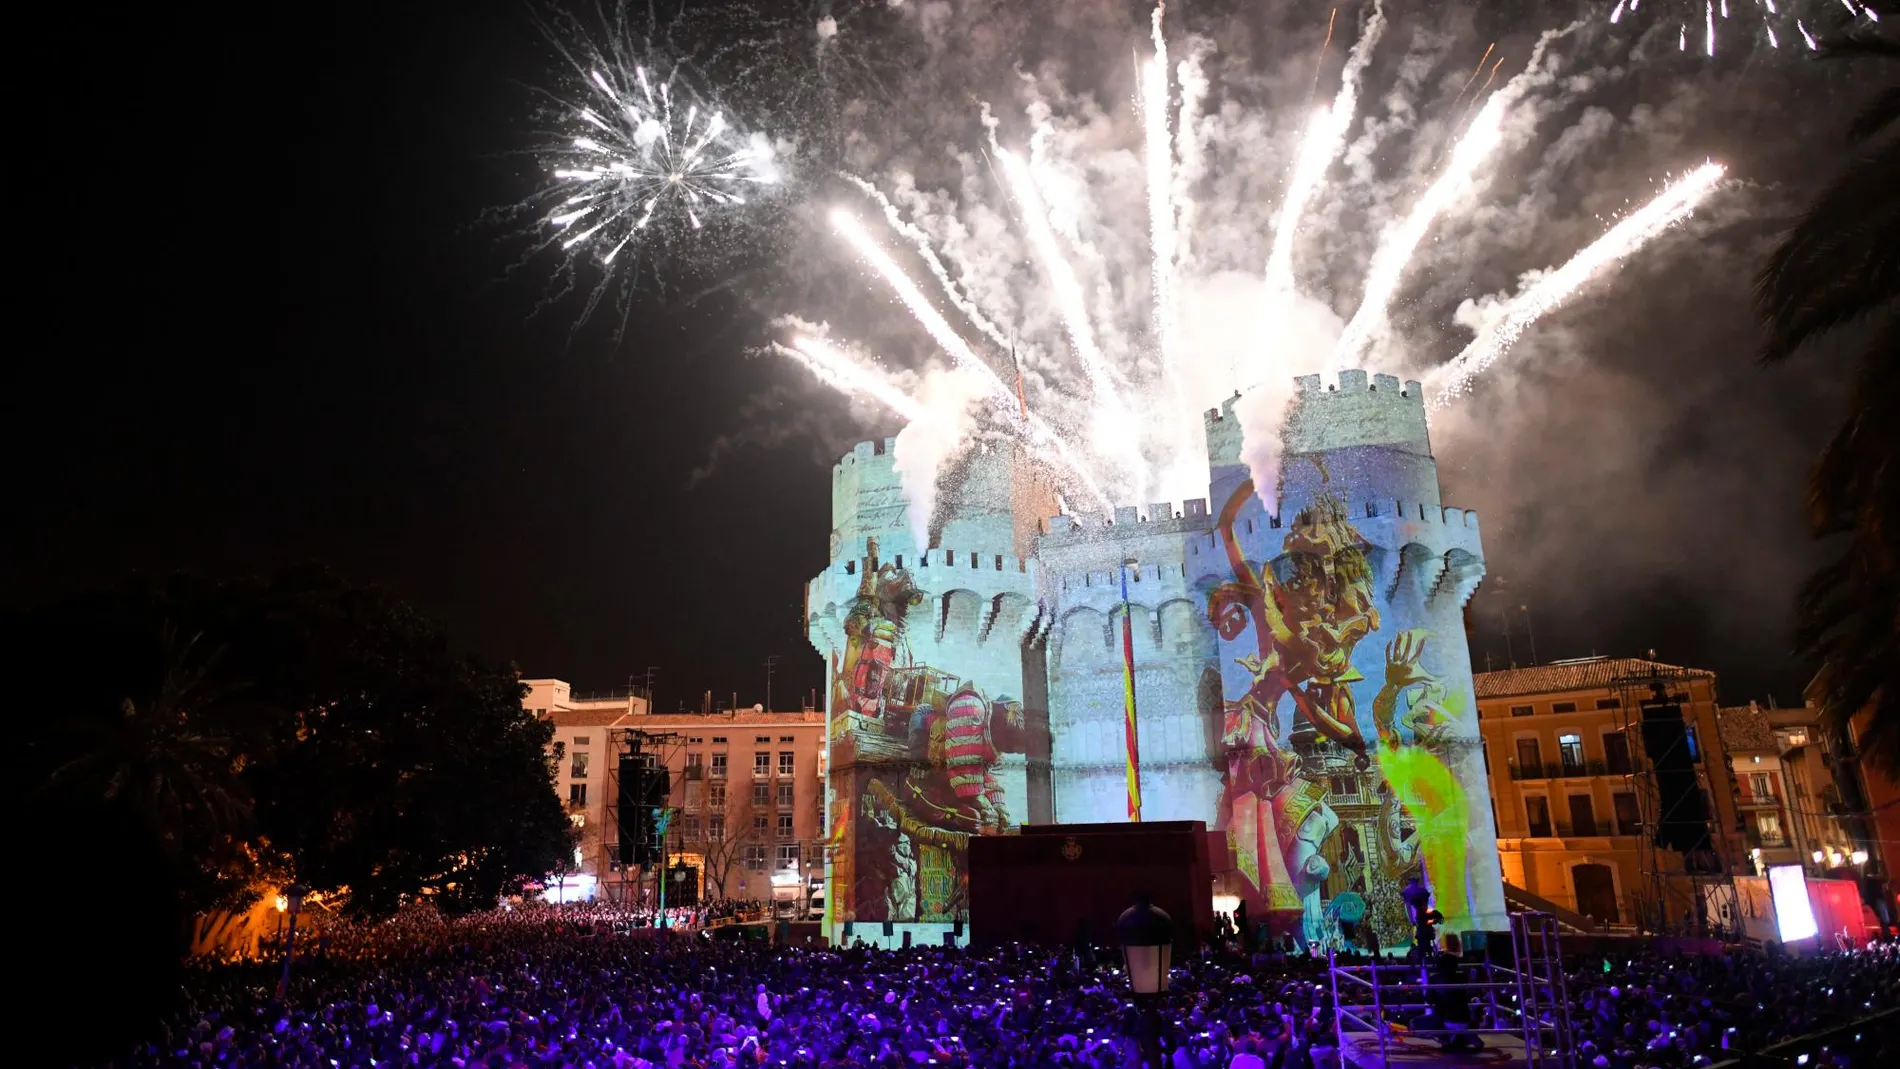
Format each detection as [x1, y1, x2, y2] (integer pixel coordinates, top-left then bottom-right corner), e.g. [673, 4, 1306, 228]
[617, 756, 672, 865]
[843, 921, 854, 937]
[901, 930, 912, 948]
[953, 919, 964, 938]
[942, 932, 957, 947]
[882, 920, 894, 937]
[1640, 701, 1712, 854]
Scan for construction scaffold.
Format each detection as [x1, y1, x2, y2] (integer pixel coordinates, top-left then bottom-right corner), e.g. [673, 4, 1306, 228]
[1329, 912, 1576, 1069]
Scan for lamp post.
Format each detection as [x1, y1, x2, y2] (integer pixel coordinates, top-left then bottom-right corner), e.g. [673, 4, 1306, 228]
[275, 883, 308, 1001]
[1117, 895, 1173, 1068]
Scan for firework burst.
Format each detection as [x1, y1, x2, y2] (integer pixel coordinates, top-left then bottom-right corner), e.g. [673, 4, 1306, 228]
[1601, 0, 1884, 54]
[514, 3, 786, 333]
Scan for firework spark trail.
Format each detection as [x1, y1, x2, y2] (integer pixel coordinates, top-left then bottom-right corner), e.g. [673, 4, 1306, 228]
[1450, 41, 1498, 113]
[1171, 43, 1209, 274]
[827, 207, 1120, 512]
[1330, 92, 1508, 370]
[992, 145, 1126, 410]
[1308, 7, 1338, 105]
[1427, 162, 1728, 404]
[775, 337, 928, 422]
[829, 208, 1014, 403]
[1143, 3, 1192, 461]
[840, 174, 1018, 357]
[1262, 2, 1388, 313]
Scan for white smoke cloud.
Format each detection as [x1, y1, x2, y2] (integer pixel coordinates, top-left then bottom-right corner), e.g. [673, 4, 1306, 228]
[893, 367, 987, 550]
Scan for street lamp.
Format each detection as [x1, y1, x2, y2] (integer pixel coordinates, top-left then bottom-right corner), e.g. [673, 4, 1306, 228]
[1115, 894, 1175, 995]
[1851, 850, 1869, 867]
[1812, 850, 1826, 865]
[275, 883, 308, 1000]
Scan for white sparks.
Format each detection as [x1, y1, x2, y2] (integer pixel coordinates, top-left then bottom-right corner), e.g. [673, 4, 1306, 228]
[1429, 162, 1727, 404]
[776, 337, 928, 422]
[1331, 92, 1508, 370]
[993, 146, 1124, 408]
[841, 174, 1017, 356]
[1143, 2, 1193, 465]
[828, 207, 1014, 404]
[1799, 19, 1818, 48]
[1707, 1, 1717, 55]
[1611, 0, 1628, 22]
[1264, 3, 1387, 309]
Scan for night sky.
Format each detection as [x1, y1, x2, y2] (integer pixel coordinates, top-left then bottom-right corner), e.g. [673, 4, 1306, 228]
[15, 1, 1875, 713]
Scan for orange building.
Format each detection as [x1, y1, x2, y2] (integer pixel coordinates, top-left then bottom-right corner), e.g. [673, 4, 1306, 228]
[522, 679, 827, 909]
[1474, 656, 1742, 934]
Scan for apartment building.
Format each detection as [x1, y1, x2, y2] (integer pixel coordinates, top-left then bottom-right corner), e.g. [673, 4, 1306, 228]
[1474, 656, 1738, 931]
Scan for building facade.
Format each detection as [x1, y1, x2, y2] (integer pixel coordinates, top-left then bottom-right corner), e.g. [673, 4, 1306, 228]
[524, 680, 827, 908]
[1715, 702, 1803, 875]
[807, 371, 1507, 950]
[1473, 657, 1740, 934]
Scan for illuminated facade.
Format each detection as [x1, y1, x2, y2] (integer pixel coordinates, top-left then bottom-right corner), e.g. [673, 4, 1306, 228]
[806, 371, 1508, 949]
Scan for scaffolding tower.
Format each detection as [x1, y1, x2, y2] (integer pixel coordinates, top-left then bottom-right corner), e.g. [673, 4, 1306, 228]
[1610, 664, 1740, 938]
[604, 727, 685, 907]
[1328, 911, 1575, 1069]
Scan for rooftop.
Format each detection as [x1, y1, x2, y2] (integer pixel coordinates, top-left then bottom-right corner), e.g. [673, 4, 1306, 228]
[1716, 704, 1779, 754]
[1474, 656, 1714, 700]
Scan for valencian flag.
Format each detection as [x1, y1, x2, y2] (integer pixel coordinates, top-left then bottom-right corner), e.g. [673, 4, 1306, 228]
[1120, 561, 1141, 821]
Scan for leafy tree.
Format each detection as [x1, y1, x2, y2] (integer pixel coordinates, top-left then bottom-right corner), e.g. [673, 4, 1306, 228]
[1756, 21, 1900, 775]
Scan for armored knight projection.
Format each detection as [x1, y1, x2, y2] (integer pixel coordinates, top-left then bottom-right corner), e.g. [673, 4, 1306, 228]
[806, 371, 1505, 948]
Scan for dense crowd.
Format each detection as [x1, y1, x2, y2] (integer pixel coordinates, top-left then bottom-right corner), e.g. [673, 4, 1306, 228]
[100, 905, 1898, 1069]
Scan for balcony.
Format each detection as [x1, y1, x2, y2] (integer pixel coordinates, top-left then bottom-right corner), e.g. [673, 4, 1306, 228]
[1736, 789, 1782, 809]
[1508, 759, 1611, 781]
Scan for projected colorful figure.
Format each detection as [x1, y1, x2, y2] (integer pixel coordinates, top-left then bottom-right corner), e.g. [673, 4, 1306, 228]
[808, 372, 1505, 949]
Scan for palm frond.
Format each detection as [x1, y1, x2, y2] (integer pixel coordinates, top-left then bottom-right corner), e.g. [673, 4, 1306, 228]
[1756, 136, 1900, 363]
[1846, 85, 1900, 144]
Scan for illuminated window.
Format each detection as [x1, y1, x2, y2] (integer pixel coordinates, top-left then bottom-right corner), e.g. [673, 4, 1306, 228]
[568, 783, 587, 805]
[777, 814, 794, 839]
[1559, 734, 1584, 775]
[570, 753, 590, 779]
[779, 752, 796, 776]
[1756, 812, 1785, 846]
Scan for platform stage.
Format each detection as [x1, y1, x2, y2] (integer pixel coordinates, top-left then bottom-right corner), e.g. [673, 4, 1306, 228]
[1338, 1029, 1527, 1069]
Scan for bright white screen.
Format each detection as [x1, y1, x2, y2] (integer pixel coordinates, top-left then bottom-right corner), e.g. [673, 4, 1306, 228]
[1767, 864, 1817, 942]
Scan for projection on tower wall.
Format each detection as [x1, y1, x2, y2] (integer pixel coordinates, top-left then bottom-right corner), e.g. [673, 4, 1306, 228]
[806, 371, 1506, 948]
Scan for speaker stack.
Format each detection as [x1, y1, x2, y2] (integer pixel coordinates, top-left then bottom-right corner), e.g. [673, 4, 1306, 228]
[1638, 696, 1713, 856]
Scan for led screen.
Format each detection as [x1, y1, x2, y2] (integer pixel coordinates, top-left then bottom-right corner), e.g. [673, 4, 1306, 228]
[1768, 864, 1818, 942]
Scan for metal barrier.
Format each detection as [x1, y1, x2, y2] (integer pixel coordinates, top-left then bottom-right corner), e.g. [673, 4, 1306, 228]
[1328, 912, 1575, 1069]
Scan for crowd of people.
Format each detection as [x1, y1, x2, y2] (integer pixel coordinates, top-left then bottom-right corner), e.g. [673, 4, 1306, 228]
[97, 903, 1898, 1069]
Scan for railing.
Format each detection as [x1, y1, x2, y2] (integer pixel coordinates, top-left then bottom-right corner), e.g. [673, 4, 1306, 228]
[1736, 789, 1782, 808]
[1509, 759, 1611, 781]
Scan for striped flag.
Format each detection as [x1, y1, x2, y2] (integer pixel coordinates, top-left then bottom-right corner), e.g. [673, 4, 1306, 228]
[1121, 563, 1142, 821]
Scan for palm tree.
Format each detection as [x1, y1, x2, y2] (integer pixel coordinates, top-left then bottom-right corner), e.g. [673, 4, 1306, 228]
[1755, 20, 1900, 776]
[45, 625, 253, 852]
